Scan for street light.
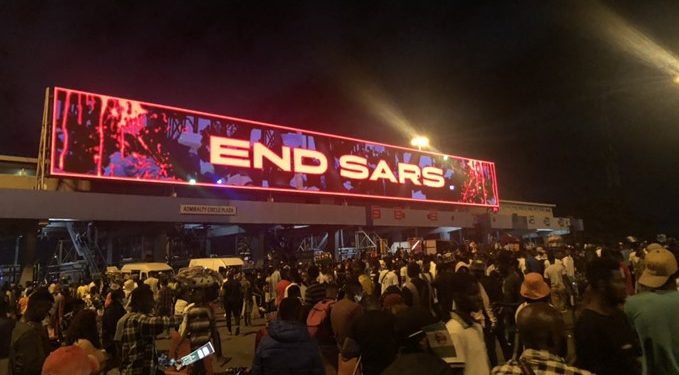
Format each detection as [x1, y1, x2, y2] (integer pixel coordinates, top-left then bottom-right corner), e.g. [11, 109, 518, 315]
[410, 136, 429, 151]
[674, 76, 679, 84]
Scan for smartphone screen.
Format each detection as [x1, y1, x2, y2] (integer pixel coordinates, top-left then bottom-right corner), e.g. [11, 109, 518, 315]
[181, 342, 216, 366]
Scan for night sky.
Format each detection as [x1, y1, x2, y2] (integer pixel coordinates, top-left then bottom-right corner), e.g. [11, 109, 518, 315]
[2, 1, 679, 238]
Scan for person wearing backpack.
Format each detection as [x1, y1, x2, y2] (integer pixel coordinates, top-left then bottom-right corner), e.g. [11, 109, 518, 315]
[308, 284, 339, 375]
[307, 289, 337, 344]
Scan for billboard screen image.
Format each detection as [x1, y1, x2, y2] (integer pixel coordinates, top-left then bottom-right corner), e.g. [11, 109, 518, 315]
[50, 87, 499, 207]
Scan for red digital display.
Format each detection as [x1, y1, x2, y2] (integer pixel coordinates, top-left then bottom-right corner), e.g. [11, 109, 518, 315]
[50, 87, 499, 208]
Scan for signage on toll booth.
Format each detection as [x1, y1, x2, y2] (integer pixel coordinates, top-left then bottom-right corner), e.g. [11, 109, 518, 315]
[179, 204, 237, 216]
[371, 206, 473, 228]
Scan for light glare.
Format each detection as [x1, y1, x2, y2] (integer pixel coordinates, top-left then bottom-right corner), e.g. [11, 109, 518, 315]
[410, 136, 430, 148]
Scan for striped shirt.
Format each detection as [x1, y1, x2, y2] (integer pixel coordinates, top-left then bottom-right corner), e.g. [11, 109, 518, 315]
[304, 282, 327, 307]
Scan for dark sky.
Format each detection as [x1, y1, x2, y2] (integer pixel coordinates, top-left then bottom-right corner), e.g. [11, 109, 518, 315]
[2, 1, 679, 237]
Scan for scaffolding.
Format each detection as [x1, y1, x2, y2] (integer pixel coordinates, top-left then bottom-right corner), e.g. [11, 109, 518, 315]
[336, 230, 385, 260]
[36, 88, 51, 191]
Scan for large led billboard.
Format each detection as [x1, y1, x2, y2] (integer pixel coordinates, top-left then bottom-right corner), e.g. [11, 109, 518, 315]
[50, 87, 499, 207]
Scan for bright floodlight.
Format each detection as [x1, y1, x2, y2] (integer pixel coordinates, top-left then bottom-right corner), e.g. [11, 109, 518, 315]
[188, 178, 197, 185]
[410, 136, 429, 149]
[674, 76, 679, 84]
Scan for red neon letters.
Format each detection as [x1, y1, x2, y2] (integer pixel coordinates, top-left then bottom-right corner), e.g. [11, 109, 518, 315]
[210, 135, 445, 188]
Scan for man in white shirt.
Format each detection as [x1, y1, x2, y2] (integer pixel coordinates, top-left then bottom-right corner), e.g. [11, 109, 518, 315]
[380, 261, 400, 295]
[544, 254, 567, 311]
[267, 266, 281, 305]
[445, 272, 490, 375]
[562, 250, 576, 279]
[400, 262, 410, 284]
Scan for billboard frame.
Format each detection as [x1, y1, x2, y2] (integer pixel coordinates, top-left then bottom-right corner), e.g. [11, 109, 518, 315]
[48, 87, 500, 208]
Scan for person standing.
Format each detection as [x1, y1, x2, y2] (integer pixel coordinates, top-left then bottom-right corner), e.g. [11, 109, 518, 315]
[143, 274, 159, 301]
[9, 287, 54, 375]
[49, 283, 65, 340]
[497, 251, 522, 360]
[241, 274, 254, 327]
[156, 278, 174, 318]
[0, 297, 15, 371]
[267, 266, 281, 308]
[445, 273, 490, 375]
[222, 272, 244, 336]
[525, 248, 545, 275]
[562, 248, 576, 280]
[470, 260, 500, 366]
[624, 243, 679, 375]
[304, 266, 327, 308]
[119, 285, 177, 375]
[182, 287, 218, 375]
[330, 281, 364, 349]
[379, 260, 400, 296]
[102, 289, 126, 369]
[252, 297, 323, 375]
[64, 309, 107, 370]
[349, 299, 399, 375]
[492, 303, 593, 375]
[543, 254, 567, 311]
[575, 257, 641, 375]
[275, 269, 292, 307]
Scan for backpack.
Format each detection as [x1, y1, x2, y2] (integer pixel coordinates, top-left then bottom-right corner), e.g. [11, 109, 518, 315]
[307, 299, 336, 340]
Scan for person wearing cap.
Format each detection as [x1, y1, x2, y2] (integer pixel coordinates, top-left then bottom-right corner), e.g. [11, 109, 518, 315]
[510, 272, 551, 359]
[575, 257, 641, 375]
[624, 243, 679, 375]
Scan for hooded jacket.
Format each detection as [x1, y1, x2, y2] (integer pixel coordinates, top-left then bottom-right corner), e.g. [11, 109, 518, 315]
[252, 319, 323, 375]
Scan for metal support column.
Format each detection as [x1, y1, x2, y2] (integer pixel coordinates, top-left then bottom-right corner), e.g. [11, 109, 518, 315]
[36, 88, 51, 191]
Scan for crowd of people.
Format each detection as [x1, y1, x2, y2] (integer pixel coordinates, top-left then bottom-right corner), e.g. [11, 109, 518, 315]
[0, 237, 677, 375]
[249, 238, 679, 375]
